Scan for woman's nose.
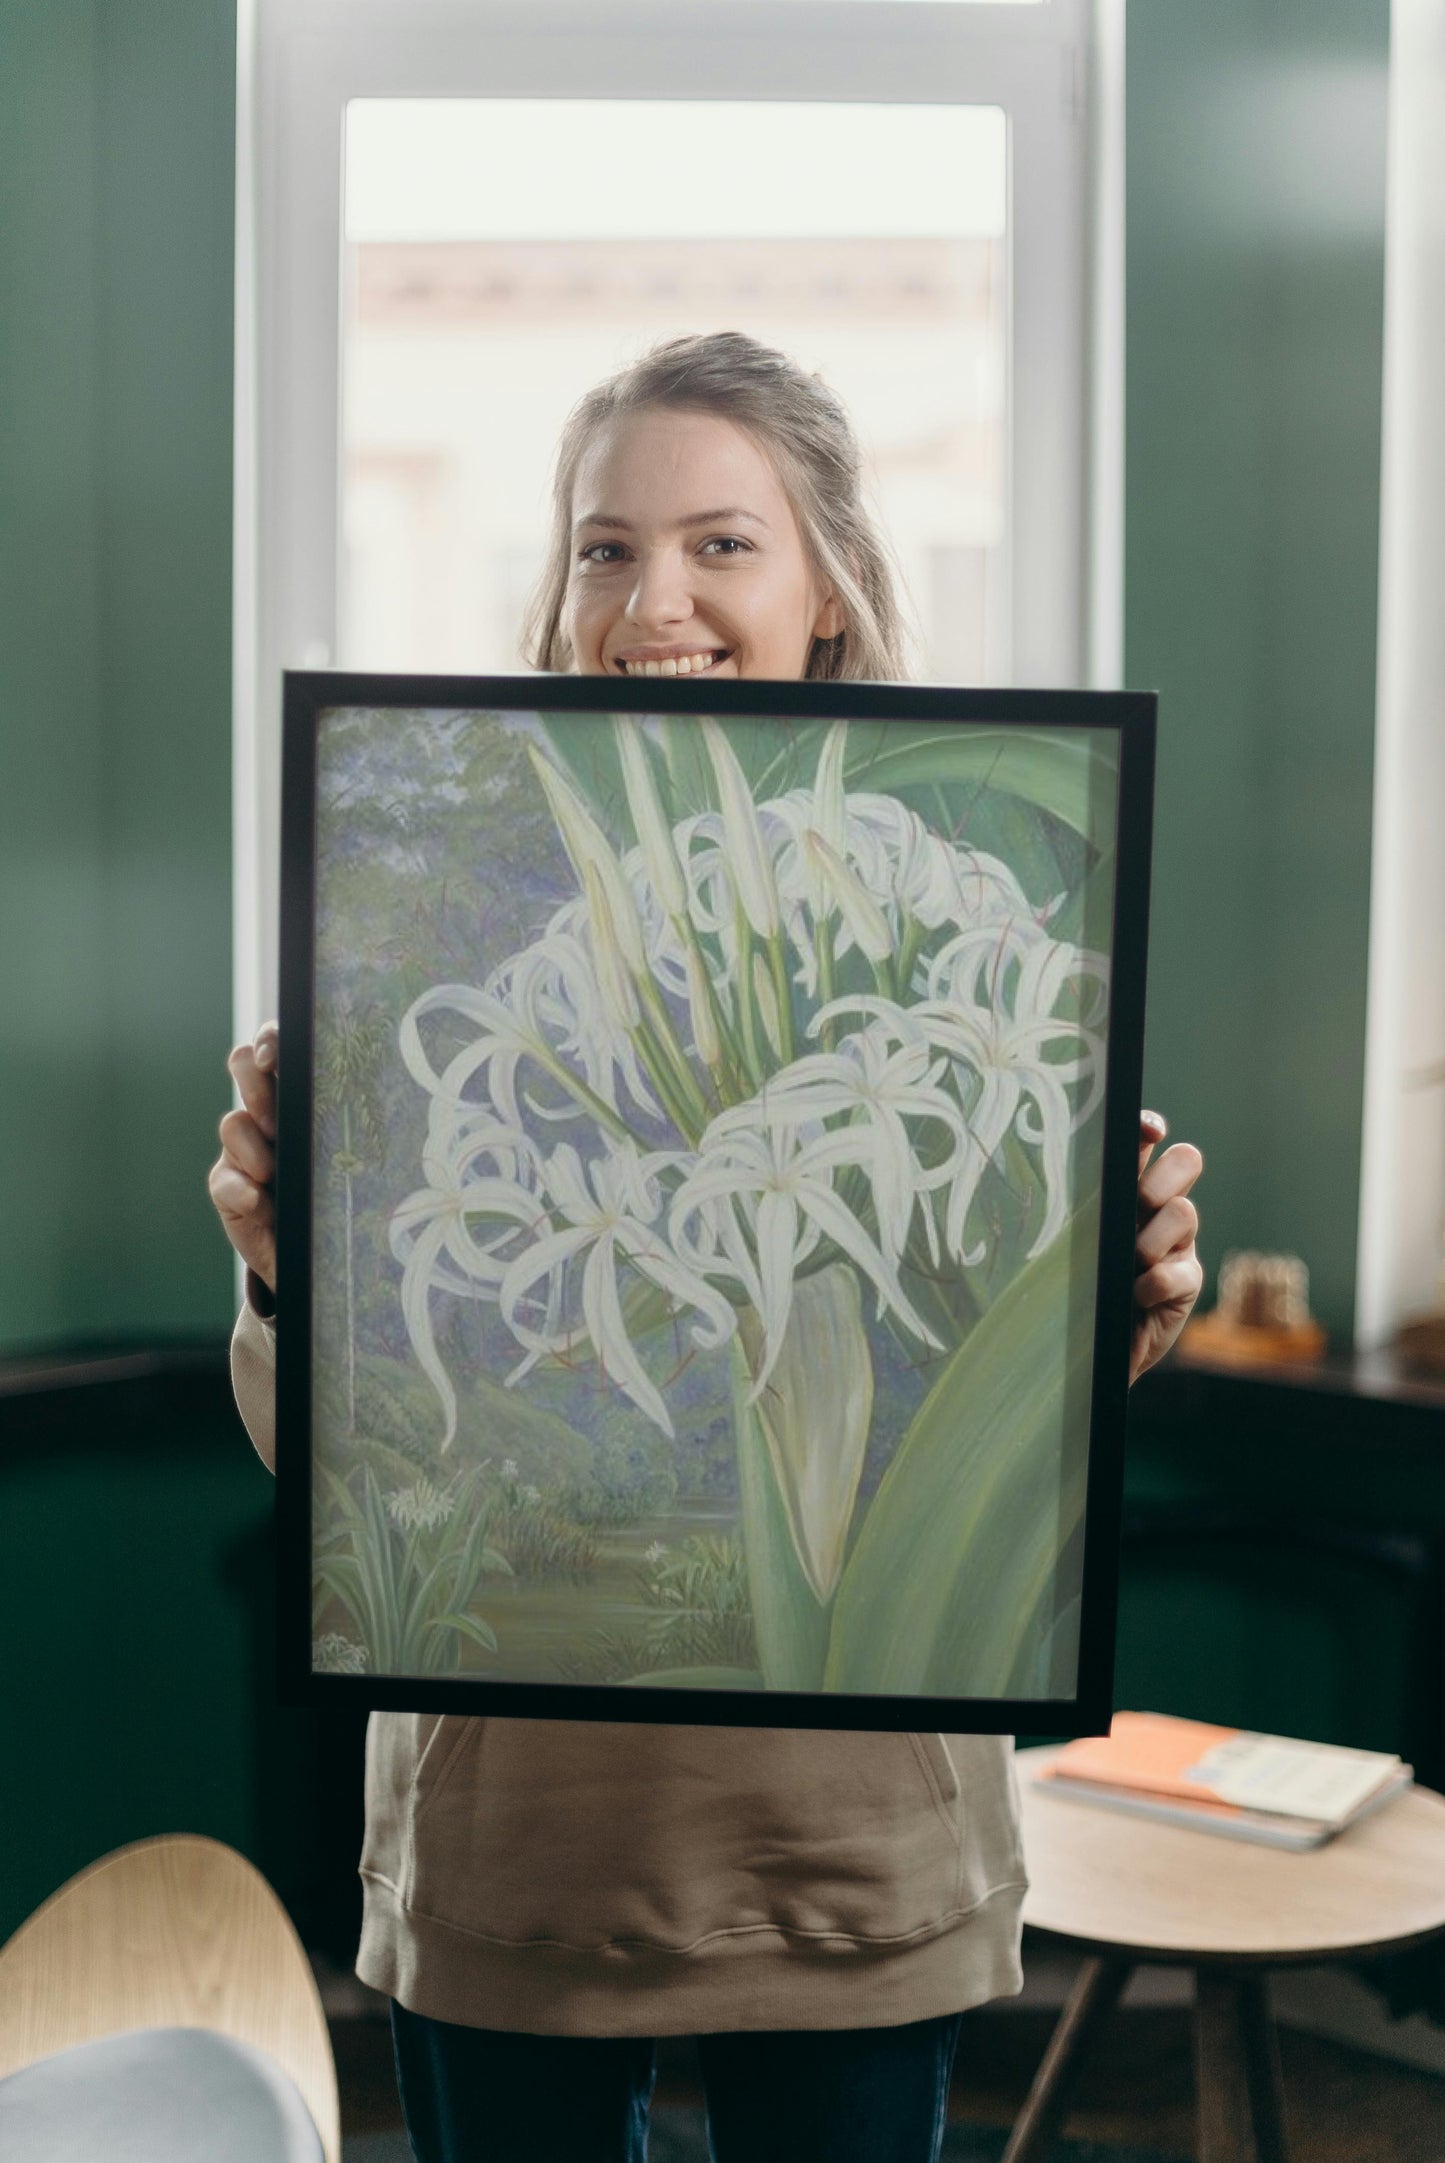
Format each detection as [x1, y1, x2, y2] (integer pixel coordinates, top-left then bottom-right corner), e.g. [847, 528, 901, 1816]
[625, 548, 693, 631]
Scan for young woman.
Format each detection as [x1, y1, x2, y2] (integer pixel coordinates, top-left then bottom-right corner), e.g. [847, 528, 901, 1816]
[211, 332, 1204, 2163]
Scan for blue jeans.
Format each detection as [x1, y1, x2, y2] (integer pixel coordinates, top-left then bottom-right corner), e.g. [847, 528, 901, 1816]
[389, 1999, 966, 2163]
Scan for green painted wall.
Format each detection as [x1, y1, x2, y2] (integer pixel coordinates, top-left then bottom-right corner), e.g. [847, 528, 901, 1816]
[0, 1389, 368, 1958]
[0, 0, 1402, 1955]
[1, 1, 1389, 1356]
[1, 3, 108, 1343]
[0, 0, 236, 1353]
[1127, 0, 1390, 1340]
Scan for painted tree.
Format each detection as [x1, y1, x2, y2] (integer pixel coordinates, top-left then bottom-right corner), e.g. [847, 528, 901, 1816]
[316, 1002, 390, 1434]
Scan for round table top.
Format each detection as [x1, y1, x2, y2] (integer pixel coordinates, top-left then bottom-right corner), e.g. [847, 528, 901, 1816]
[1016, 1744, 1445, 1964]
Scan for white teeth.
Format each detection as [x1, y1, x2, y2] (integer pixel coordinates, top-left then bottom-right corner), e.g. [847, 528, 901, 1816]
[620, 651, 722, 676]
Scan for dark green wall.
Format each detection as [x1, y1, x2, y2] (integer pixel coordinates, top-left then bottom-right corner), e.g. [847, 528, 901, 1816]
[0, 0, 236, 1352]
[1128, 0, 1390, 1339]
[0, 0, 1401, 1954]
[0, 1383, 367, 1957]
[1, 1, 1390, 1355]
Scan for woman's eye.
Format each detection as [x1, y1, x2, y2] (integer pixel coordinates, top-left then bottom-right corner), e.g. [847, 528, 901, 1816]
[579, 541, 627, 565]
[700, 536, 751, 558]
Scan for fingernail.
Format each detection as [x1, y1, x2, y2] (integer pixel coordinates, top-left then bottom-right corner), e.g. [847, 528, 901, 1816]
[1142, 1110, 1167, 1135]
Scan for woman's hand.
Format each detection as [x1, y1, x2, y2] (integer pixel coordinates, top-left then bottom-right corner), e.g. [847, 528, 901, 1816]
[1130, 1112, 1203, 1384]
[208, 1021, 279, 1296]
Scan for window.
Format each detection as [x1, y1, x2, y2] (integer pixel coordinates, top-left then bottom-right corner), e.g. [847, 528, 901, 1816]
[340, 99, 1009, 682]
[236, 0, 1119, 1023]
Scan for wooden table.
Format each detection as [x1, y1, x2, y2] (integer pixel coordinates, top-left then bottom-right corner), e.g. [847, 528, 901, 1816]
[1007, 1745, 1445, 2163]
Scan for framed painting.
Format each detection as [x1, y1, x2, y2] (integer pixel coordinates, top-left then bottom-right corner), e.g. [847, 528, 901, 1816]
[277, 674, 1154, 1733]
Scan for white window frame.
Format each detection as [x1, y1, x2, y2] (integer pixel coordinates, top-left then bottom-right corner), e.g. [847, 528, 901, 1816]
[1354, 2, 1445, 1351]
[234, 0, 1122, 1029]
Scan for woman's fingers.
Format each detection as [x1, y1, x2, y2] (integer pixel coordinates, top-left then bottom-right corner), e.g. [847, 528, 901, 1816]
[208, 1156, 270, 1225]
[1137, 1140, 1204, 1219]
[1135, 1190, 1199, 1270]
[1134, 1251, 1204, 1314]
[1128, 1123, 1204, 1380]
[207, 1154, 277, 1289]
[213, 1022, 280, 1293]
[217, 1107, 274, 1186]
[1137, 1108, 1168, 1179]
[227, 1022, 279, 1138]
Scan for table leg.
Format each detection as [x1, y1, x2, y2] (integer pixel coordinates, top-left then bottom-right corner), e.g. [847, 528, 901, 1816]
[1000, 1955, 1131, 2163]
[1239, 1972, 1289, 2163]
[1195, 1968, 1289, 2163]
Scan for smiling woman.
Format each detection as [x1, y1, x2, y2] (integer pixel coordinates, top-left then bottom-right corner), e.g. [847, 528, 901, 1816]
[216, 321, 1197, 2163]
[523, 334, 908, 685]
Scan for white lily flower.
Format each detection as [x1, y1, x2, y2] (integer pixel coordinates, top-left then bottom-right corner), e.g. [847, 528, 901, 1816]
[669, 1120, 941, 1398]
[390, 1124, 549, 1446]
[387, 1478, 456, 1532]
[523, 910, 665, 1121]
[701, 718, 782, 938]
[825, 924, 1107, 1264]
[717, 1027, 968, 1266]
[392, 738, 1109, 1527]
[400, 953, 656, 1138]
[496, 1143, 737, 1434]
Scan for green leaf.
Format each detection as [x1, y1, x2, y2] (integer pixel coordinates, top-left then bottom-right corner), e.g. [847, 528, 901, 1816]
[855, 728, 1115, 844]
[656, 716, 719, 818]
[730, 1344, 832, 1690]
[541, 714, 1117, 868]
[621, 1666, 764, 1689]
[426, 1611, 499, 1655]
[744, 722, 1118, 846]
[536, 717, 632, 840]
[823, 1195, 1099, 1699]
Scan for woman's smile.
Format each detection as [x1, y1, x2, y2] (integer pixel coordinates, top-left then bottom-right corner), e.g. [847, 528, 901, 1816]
[613, 645, 734, 678]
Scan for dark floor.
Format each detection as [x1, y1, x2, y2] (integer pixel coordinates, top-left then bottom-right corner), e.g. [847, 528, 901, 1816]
[331, 1999, 1445, 2162]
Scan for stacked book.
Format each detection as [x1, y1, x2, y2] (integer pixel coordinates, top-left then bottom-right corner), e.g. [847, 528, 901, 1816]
[1033, 1711, 1412, 1850]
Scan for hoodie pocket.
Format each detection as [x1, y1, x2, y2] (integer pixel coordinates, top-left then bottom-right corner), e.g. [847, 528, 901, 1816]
[400, 1719, 983, 1952]
[909, 1732, 962, 1835]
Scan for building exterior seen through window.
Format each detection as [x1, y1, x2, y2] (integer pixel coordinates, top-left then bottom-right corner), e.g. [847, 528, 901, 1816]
[339, 100, 1008, 685]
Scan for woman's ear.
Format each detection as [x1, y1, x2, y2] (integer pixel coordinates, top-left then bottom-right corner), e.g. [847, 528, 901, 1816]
[812, 592, 846, 642]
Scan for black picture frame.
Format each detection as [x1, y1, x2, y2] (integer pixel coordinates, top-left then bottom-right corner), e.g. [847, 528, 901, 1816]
[277, 672, 1155, 1735]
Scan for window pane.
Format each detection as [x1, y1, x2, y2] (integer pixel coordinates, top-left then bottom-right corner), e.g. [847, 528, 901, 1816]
[340, 99, 1007, 682]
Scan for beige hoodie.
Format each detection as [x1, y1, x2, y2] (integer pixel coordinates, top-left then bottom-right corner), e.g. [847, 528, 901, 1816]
[233, 1298, 1028, 2035]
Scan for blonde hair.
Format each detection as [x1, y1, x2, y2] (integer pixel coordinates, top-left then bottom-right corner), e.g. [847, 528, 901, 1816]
[521, 331, 914, 682]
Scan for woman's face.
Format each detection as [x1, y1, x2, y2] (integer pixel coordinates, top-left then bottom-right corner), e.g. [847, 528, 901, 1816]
[562, 407, 842, 682]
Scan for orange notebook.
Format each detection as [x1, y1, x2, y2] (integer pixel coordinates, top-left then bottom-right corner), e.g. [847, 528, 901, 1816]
[1041, 1711, 1403, 1826]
